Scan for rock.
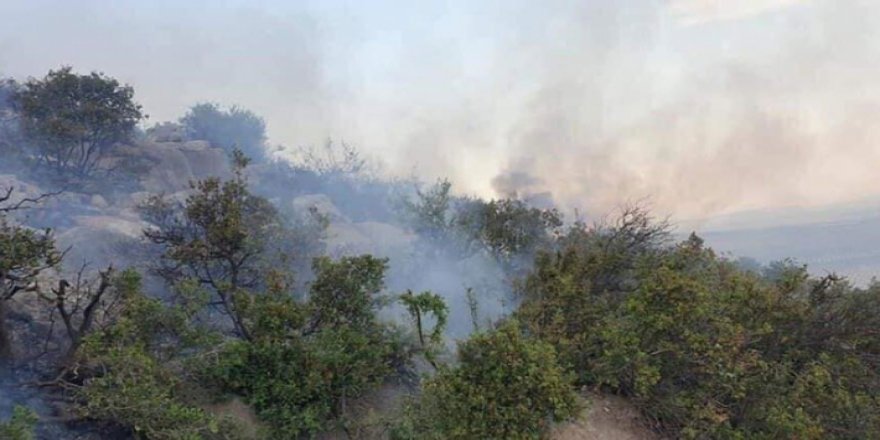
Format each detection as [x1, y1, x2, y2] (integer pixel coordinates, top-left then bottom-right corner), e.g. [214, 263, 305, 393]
[326, 221, 414, 255]
[90, 194, 109, 209]
[71, 215, 147, 239]
[146, 122, 186, 143]
[137, 141, 230, 193]
[291, 194, 345, 222]
[56, 218, 145, 268]
[0, 174, 45, 204]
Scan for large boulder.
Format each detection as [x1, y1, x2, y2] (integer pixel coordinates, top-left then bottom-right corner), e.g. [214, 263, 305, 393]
[56, 215, 149, 268]
[136, 141, 230, 193]
[326, 221, 415, 256]
[0, 174, 46, 206]
[291, 193, 346, 222]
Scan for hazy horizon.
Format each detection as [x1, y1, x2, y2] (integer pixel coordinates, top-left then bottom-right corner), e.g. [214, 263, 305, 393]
[2, 0, 878, 224]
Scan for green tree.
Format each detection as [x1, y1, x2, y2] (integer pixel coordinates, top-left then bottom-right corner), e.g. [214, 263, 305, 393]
[66, 269, 246, 440]
[400, 290, 448, 367]
[141, 151, 286, 340]
[180, 103, 267, 162]
[456, 198, 562, 273]
[401, 180, 562, 267]
[517, 213, 880, 439]
[14, 67, 143, 180]
[205, 256, 412, 438]
[393, 321, 577, 440]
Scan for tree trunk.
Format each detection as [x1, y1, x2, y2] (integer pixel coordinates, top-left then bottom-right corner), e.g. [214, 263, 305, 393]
[0, 301, 12, 364]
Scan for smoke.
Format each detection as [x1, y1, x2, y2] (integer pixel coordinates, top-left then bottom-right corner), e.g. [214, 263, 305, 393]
[670, 0, 807, 24]
[2, 0, 879, 222]
[485, 0, 880, 220]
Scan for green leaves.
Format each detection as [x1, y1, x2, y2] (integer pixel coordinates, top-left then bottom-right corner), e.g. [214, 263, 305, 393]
[518, 219, 880, 439]
[141, 151, 287, 340]
[0, 406, 38, 440]
[15, 66, 143, 180]
[395, 321, 577, 440]
[203, 255, 413, 438]
[308, 255, 388, 332]
[180, 103, 267, 163]
[71, 270, 241, 440]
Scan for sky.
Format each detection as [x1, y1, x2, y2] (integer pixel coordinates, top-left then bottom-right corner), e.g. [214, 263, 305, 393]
[1, 0, 878, 223]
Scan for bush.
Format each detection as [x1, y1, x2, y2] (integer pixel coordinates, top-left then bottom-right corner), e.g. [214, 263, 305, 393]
[392, 321, 578, 440]
[180, 103, 267, 162]
[204, 255, 414, 438]
[205, 326, 401, 438]
[68, 270, 245, 440]
[0, 406, 38, 440]
[518, 221, 880, 438]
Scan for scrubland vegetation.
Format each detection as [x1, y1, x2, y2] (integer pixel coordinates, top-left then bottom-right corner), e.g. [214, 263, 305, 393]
[1, 67, 879, 440]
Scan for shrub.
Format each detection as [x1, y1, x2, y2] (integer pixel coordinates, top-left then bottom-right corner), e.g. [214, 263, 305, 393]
[180, 103, 266, 162]
[0, 406, 38, 440]
[68, 270, 244, 440]
[518, 220, 880, 438]
[392, 321, 578, 440]
[204, 255, 414, 438]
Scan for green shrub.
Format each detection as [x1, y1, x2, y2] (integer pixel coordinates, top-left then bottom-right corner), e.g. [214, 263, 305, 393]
[204, 255, 414, 438]
[206, 326, 400, 438]
[180, 103, 266, 162]
[393, 321, 578, 440]
[70, 270, 243, 440]
[0, 406, 38, 440]
[518, 222, 880, 439]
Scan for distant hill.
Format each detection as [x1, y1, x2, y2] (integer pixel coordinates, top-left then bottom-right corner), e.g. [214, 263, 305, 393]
[691, 199, 880, 286]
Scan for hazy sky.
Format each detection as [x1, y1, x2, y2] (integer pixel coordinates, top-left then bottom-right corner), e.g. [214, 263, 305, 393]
[1, 0, 878, 221]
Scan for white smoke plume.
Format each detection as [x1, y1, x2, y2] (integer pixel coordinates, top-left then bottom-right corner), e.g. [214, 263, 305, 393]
[1, 0, 878, 222]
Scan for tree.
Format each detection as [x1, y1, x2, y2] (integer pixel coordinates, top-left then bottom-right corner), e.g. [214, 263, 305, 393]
[180, 103, 267, 162]
[45, 265, 120, 357]
[0, 78, 23, 163]
[14, 67, 143, 180]
[400, 179, 455, 248]
[141, 151, 286, 340]
[307, 255, 388, 332]
[205, 255, 413, 438]
[517, 213, 880, 438]
[400, 290, 448, 367]
[456, 198, 562, 273]
[392, 321, 577, 440]
[64, 269, 246, 440]
[401, 180, 561, 266]
[0, 188, 62, 362]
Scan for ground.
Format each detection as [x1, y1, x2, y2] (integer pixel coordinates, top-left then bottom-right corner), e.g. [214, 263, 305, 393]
[550, 393, 658, 440]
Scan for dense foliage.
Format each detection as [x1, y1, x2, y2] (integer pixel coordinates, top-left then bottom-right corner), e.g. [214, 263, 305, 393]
[140, 151, 289, 340]
[14, 67, 143, 181]
[0, 406, 38, 440]
[518, 215, 880, 439]
[392, 321, 578, 440]
[205, 256, 414, 438]
[180, 103, 267, 162]
[3, 66, 880, 440]
[67, 270, 244, 440]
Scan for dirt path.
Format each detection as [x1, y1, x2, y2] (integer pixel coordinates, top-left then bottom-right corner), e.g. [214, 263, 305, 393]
[550, 393, 658, 440]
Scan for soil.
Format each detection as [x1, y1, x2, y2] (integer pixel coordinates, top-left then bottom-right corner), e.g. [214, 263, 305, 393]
[550, 393, 659, 440]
